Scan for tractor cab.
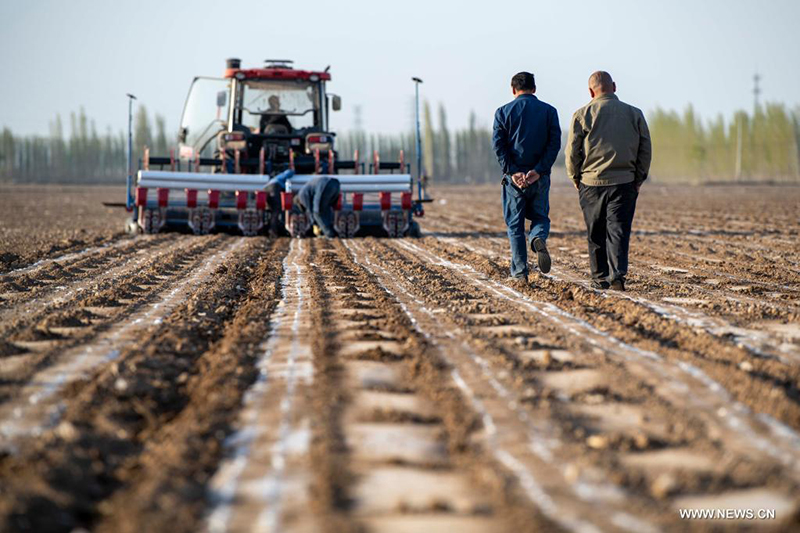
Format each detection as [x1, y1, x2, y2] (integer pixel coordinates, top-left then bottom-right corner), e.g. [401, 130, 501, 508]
[177, 58, 338, 174]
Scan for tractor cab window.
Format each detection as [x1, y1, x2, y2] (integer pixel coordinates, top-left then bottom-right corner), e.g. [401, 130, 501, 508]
[179, 77, 231, 154]
[240, 80, 319, 134]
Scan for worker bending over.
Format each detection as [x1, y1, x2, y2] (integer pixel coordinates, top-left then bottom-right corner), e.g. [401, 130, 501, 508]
[296, 176, 341, 238]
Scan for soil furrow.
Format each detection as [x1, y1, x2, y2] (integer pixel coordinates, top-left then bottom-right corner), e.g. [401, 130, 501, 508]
[433, 234, 800, 364]
[325, 239, 527, 532]
[205, 239, 317, 533]
[0, 236, 141, 283]
[0, 234, 213, 341]
[89, 238, 289, 533]
[1, 183, 798, 531]
[345, 239, 657, 532]
[398, 239, 800, 468]
[349, 237, 800, 529]
[420, 235, 800, 429]
[425, 217, 800, 307]
[0, 235, 226, 405]
[0, 185, 126, 275]
[0, 237, 246, 450]
[0, 237, 268, 532]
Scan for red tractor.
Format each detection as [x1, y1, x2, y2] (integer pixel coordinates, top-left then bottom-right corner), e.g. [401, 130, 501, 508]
[126, 58, 424, 237]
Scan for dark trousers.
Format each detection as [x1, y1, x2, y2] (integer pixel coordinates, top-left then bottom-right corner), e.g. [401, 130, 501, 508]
[502, 175, 550, 278]
[578, 181, 638, 282]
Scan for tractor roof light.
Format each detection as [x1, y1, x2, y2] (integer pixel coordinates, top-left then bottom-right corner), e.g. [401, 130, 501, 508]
[234, 72, 246, 80]
[309, 74, 320, 82]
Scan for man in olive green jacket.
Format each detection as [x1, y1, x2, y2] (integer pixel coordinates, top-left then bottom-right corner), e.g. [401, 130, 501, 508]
[566, 71, 651, 291]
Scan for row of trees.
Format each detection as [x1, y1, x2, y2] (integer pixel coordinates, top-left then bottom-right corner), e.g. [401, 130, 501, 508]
[2, 103, 799, 184]
[0, 106, 168, 183]
[336, 103, 503, 183]
[341, 102, 800, 184]
[649, 104, 800, 182]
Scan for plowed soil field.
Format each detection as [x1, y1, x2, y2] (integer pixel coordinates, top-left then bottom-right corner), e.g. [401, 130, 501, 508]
[1, 183, 799, 532]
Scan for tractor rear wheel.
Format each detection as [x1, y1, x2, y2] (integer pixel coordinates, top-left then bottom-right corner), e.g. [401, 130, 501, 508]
[406, 220, 422, 238]
[383, 211, 406, 238]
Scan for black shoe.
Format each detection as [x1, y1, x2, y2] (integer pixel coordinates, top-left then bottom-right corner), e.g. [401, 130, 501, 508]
[590, 280, 611, 290]
[531, 237, 551, 274]
[610, 278, 625, 291]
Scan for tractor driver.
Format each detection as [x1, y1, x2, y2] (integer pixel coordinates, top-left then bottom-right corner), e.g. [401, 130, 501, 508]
[296, 176, 341, 238]
[260, 95, 294, 135]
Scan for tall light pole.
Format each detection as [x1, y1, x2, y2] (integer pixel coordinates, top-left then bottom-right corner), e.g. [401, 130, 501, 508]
[126, 93, 137, 210]
[412, 77, 423, 201]
[735, 73, 762, 181]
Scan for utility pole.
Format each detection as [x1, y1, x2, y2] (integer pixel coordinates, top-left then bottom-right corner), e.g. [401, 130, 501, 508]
[751, 73, 761, 178]
[735, 115, 742, 181]
[753, 73, 761, 113]
[412, 77, 424, 201]
[735, 73, 762, 181]
[126, 93, 137, 210]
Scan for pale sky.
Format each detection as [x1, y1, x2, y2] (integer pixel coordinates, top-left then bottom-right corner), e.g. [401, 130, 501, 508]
[1, 0, 798, 138]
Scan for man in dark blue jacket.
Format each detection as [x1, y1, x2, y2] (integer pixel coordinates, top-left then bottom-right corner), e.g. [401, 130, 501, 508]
[296, 176, 340, 238]
[492, 71, 561, 282]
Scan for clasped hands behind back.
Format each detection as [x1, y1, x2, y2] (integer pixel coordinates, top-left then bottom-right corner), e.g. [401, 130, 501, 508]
[511, 170, 540, 188]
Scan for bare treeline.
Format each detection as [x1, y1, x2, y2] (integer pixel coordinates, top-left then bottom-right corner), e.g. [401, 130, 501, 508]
[650, 104, 800, 183]
[0, 106, 168, 184]
[336, 103, 505, 183]
[1, 103, 799, 184]
[340, 102, 800, 184]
